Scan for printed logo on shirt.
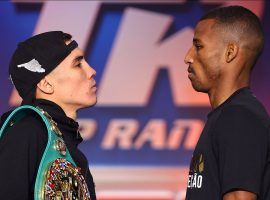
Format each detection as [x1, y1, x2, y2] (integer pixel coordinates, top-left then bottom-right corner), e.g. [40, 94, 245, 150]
[190, 153, 204, 173]
[187, 153, 204, 189]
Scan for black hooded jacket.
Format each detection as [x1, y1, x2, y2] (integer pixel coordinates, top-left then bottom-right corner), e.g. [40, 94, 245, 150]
[0, 99, 96, 200]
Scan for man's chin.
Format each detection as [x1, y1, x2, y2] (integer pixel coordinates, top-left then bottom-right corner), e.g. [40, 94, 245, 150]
[77, 97, 97, 109]
[191, 82, 208, 93]
[87, 97, 97, 107]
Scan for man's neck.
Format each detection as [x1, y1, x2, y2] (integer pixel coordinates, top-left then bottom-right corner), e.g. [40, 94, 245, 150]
[59, 105, 77, 120]
[37, 98, 77, 120]
[208, 62, 253, 108]
[208, 77, 249, 109]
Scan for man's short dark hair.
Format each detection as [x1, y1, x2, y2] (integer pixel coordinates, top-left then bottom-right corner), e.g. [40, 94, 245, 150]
[200, 6, 264, 68]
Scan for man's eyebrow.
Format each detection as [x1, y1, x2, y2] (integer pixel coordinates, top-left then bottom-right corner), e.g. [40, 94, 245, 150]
[193, 38, 201, 43]
[73, 55, 84, 63]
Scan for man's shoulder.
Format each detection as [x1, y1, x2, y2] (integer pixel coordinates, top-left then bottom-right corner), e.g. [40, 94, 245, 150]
[217, 104, 270, 139]
[222, 91, 270, 126]
[1, 109, 48, 139]
[222, 103, 268, 121]
[210, 104, 270, 148]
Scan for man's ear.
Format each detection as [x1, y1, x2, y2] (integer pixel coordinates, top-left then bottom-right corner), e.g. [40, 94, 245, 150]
[225, 43, 238, 63]
[36, 77, 54, 94]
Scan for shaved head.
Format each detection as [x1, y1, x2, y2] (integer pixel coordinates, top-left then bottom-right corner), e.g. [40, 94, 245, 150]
[200, 6, 264, 69]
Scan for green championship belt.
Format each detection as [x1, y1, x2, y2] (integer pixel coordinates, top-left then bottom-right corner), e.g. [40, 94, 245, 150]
[0, 105, 91, 200]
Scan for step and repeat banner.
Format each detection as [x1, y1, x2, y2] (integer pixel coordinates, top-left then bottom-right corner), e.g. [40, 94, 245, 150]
[0, 1, 269, 199]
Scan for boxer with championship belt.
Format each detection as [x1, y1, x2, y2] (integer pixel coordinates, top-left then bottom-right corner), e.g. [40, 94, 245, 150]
[0, 31, 97, 200]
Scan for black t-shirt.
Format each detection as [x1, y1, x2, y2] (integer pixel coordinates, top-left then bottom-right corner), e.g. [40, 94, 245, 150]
[185, 87, 270, 200]
[0, 99, 96, 200]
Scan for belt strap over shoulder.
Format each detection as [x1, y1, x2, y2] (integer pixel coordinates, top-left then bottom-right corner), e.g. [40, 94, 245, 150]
[0, 105, 91, 200]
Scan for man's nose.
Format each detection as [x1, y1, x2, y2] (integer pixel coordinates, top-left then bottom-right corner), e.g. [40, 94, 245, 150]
[184, 48, 194, 64]
[90, 67, 96, 77]
[85, 61, 96, 78]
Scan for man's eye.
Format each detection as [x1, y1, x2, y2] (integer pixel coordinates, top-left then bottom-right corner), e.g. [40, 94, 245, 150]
[76, 63, 82, 67]
[195, 44, 202, 50]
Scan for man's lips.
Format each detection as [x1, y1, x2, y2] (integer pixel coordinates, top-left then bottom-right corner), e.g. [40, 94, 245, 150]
[91, 80, 96, 87]
[188, 66, 194, 74]
[188, 66, 195, 80]
[91, 81, 97, 91]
